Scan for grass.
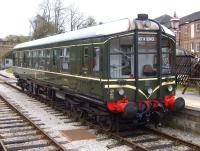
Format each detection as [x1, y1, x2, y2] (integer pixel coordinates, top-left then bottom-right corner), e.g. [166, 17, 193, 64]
[5, 67, 13, 73]
[177, 85, 199, 93]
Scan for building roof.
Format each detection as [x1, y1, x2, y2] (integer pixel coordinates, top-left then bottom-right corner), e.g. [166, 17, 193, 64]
[155, 14, 172, 28]
[180, 11, 200, 25]
[14, 18, 174, 50]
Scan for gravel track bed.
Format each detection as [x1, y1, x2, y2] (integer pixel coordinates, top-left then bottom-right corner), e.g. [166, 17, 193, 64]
[0, 84, 123, 150]
[17, 146, 58, 151]
[150, 126, 200, 146]
[0, 83, 200, 151]
[5, 139, 50, 149]
[0, 126, 34, 134]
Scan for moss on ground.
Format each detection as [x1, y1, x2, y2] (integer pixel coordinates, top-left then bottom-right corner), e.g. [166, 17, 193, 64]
[177, 85, 199, 93]
[5, 67, 13, 73]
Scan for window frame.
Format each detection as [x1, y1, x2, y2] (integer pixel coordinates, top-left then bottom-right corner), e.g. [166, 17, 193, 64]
[60, 48, 70, 72]
[109, 36, 134, 78]
[92, 47, 101, 72]
[196, 23, 200, 32]
[196, 42, 200, 52]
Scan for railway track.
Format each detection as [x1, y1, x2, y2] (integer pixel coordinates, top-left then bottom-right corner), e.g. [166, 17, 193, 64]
[0, 74, 200, 151]
[0, 79, 68, 150]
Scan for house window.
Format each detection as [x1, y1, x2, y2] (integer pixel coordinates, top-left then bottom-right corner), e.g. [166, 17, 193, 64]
[191, 42, 194, 50]
[196, 43, 200, 52]
[6, 60, 9, 64]
[196, 23, 200, 32]
[191, 24, 194, 38]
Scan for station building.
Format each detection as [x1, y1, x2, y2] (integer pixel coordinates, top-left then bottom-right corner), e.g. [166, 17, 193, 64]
[156, 11, 200, 57]
[0, 39, 16, 69]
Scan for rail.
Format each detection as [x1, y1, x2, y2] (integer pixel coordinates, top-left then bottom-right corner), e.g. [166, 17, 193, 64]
[0, 74, 200, 151]
[0, 88, 67, 151]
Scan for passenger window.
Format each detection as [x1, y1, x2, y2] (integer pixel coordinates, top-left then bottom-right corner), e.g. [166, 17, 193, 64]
[60, 48, 70, 72]
[121, 45, 132, 76]
[52, 49, 61, 71]
[138, 34, 158, 77]
[162, 37, 174, 75]
[53, 50, 56, 65]
[27, 51, 32, 68]
[13, 52, 17, 66]
[23, 52, 26, 67]
[93, 47, 100, 72]
[45, 49, 51, 70]
[32, 51, 38, 69]
[19, 51, 24, 67]
[83, 47, 89, 71]
[38, 50, 45, 69]
[24, 51, 29, 68]
[110, 36, 134, 78]
[16, 52, 19, 66]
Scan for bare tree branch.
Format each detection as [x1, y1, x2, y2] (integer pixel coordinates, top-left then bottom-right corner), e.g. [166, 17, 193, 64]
[30, 2, 97, 39]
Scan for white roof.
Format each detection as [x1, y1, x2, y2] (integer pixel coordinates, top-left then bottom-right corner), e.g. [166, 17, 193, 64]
[14, 19, 130, 49]
[14, 18, 174, 50]
[161, 25, 175, 36]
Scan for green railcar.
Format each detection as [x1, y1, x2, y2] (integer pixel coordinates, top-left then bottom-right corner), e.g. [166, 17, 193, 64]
[13, 14, 185, 130]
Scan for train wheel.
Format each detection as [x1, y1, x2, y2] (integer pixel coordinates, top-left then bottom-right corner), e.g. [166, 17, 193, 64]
[70, 107, 79, 121]
[78, 111, 87, 124]
[99, 117, 113, 132]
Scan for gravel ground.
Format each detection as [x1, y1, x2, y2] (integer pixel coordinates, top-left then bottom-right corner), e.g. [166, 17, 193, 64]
[0, 84, 132, 151]
[151, 125, 200, 145]
[5, 140, 50, 149]
[0, 83, 200, 151]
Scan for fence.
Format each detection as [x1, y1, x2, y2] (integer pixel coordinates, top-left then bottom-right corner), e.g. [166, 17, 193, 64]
[176, 55, 200, 94]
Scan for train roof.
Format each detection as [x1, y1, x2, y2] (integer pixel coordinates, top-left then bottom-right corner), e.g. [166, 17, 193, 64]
[14, 18, 174, 50]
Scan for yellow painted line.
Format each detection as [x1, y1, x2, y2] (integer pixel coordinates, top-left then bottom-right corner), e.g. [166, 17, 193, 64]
[104, 84, 136, 89]
[104, 80, 175, 99]
[104, 84, 148, 99]
[14, 66, 101, 81]
[147, 81, 175, 99]
[14, 66, 175, 83]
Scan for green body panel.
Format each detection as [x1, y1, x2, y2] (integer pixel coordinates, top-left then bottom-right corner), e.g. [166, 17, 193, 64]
[14, 65, 175, 103]
[103, 77, 175, 101]
[13, 31, 176, 103]
[14, 66, 105, 100]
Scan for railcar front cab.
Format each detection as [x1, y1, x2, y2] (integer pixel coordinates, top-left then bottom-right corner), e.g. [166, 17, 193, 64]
[106, 14, 185, 124]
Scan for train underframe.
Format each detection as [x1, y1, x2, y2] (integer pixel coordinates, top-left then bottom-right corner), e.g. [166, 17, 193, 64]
[16, 76, 185, 131]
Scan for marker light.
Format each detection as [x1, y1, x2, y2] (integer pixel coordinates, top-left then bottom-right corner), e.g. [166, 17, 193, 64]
[168, 85, 173, 92]
[147, 88, 153, 94]
[118, 88, 125, 96]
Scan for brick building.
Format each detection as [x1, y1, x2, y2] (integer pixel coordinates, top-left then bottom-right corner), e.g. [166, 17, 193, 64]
[179, 11, 200, 56]
[156, 11, 200, 57]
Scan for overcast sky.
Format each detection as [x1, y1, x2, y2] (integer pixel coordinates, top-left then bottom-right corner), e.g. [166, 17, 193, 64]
[0, 0, 200, 38]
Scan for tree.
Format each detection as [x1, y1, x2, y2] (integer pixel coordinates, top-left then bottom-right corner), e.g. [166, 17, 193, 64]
[66, 5, 97, 31]
[30, 0, 66, 39]
[30, 1, 97, 39]
[79, 16, 97, 29]
[5, 35, 30, 43]
[52, 0, 66, 33]
[66, 5, 85, 31]
[30, 15, 56, 39]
